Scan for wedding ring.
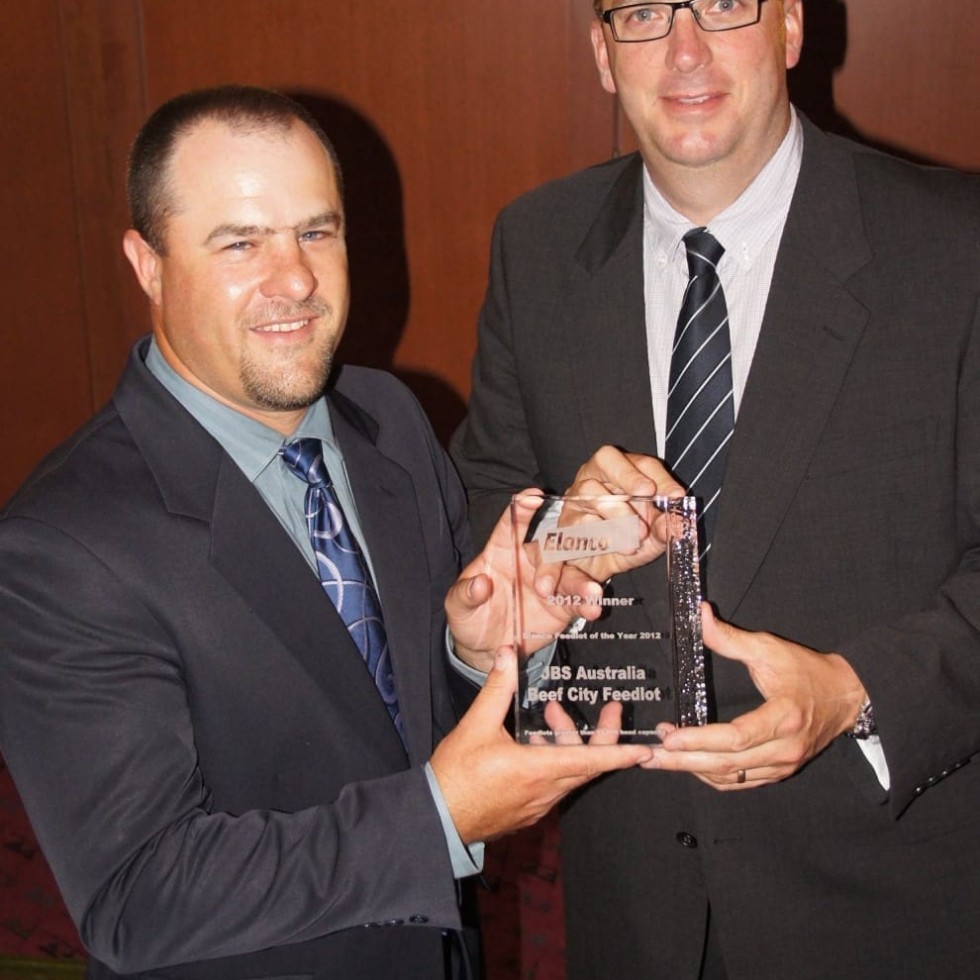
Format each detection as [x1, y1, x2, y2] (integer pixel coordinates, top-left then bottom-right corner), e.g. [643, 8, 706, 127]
[736, 769, 747, 784]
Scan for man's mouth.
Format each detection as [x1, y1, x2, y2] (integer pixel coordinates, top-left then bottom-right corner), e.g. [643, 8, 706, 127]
[672, 94, 714, 106]
[252, 318, 311, 334]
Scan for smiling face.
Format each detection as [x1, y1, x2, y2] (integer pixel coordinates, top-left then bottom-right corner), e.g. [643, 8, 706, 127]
[123, 117, 349, 435]
[592, 0, 803, 218]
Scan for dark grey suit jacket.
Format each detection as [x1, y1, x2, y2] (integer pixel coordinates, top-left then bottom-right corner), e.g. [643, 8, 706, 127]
[0, 340, 476, 980]
[452, 119, 980, 980]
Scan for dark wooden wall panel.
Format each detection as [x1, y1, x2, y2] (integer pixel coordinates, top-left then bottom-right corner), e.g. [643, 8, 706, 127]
[831, 0, 977, 169]
[1, 0, 976, 488]
[59, 0, 149, 403]
[130, 0, 615, 438]
[0, 1, 95, 503]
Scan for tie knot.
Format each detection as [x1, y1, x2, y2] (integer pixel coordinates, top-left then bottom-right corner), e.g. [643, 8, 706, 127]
[280, 438, 331, 488]
[683, 227, 724, 278]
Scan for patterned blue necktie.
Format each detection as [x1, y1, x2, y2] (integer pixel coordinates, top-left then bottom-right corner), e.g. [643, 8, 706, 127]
[665, 228, 735, 564]
[280, 439, 404, 744]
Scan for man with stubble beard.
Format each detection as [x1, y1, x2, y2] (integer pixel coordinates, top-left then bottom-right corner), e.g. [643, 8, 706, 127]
[0, 86, 658, 980]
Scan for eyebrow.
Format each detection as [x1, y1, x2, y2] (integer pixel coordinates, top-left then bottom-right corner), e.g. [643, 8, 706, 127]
[204, 211, 342, 246]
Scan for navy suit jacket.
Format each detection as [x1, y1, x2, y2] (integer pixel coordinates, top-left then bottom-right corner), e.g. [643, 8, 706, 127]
[452, 118, 980, 980]
[0, 339, 476, 979]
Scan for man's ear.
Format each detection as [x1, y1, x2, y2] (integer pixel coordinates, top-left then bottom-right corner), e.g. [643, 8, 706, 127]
[122, 229, 163, 304]
[590, 17, 618, 95]
[784, 0, 804, 70]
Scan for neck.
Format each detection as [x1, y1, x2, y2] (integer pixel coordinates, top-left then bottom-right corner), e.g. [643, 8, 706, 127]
[640, 109, 793, 226]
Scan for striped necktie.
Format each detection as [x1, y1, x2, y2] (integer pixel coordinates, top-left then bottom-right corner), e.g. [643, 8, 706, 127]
[280, 439, 405, 744]
[665, 228, 735, 562]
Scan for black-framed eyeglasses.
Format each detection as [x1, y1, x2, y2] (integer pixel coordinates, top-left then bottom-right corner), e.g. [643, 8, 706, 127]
[601, 0, 768, 43]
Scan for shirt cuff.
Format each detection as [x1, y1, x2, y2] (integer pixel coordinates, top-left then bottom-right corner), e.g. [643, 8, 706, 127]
[424, 762, 485, 878]
[855, 735, 891, 790]
[445, 627, 492, 686]
[446, 626, 557, 691]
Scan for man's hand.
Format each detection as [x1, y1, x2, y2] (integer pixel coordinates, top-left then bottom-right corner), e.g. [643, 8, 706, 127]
[430, 646, 654, 843]
[645, 605, 868, 790]
[445, 491, 603, 673]
[446, 448, 686, 673]
[541, 445, 686, 582]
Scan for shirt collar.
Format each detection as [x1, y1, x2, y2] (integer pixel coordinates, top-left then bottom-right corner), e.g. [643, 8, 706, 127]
[144, 338, 336, 483]
[643, 108, 804, 273]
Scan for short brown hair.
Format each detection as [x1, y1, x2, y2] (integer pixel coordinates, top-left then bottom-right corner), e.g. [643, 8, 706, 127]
[128, 85, 342, 254]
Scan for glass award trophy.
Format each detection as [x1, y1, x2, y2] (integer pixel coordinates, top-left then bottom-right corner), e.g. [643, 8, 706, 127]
[512, 493, 708, 744]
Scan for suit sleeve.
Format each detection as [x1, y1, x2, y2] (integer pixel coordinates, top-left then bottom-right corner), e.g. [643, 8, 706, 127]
[838, 293, 980, 816]
[0, 515, 461, 974]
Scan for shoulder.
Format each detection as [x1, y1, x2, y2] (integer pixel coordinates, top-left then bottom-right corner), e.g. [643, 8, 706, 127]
[330, 365, 429, 432]
[329, 364, 470, 554]
[329, 365, 444, 464]
[332, 363, 417, 403]
[2, 404, 132, 525]
[804, 124, 979, 232]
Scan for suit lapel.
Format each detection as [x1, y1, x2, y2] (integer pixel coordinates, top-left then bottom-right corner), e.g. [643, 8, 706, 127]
[208, 455, 408, 766]
[565, 156, 659, 463]
[708, 122, 875, 615]
[328, 390, 435, 763]
[560, 156, 668, 624]
[115, 347, 408, 770]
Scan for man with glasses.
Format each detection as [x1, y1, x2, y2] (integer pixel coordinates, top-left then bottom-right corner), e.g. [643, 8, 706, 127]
[452, 2, 980, 977]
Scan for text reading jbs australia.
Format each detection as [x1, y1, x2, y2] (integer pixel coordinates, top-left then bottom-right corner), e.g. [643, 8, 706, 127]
[526, 664, 665, 706]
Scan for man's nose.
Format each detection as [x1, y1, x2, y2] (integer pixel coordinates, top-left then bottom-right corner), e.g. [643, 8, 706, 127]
[260, 241, 317, 300]
[666, 9, 712, 72]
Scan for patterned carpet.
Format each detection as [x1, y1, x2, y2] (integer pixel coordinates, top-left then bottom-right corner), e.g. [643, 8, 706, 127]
[0, 757, 566, 978]
[0, 762, 85, 967]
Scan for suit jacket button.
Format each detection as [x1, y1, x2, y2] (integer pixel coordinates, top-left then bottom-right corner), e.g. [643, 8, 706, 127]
[386, 918, 405, 926]
[676, 831, 698, 848]
[409, 915, 429, 924]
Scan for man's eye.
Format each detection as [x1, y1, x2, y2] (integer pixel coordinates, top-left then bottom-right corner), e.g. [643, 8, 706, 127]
[225, 241, 252, 251]
[625, 6, 666, 26]
[300, 230, 326, 242]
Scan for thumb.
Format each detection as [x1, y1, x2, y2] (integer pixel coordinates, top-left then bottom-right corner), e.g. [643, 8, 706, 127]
[446, 572, 492, 617]
[460, 645, 518, 730]
[701, 603, 754, 667]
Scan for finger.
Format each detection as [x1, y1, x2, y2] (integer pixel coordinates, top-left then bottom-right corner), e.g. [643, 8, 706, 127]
[551, 741, 655, 777]
[445, 572, 493, 616]
[588, 701, 625, 745]
[573, 446, 662, 497]
[694, 764, 794, 791]
[538, 565, 607, 617]
[459, 646, 519, 730]
[544, 701, 586, 745]
[661, 700, 795, 763]
[659, 719, 752, 753]
[647, 747, 776, 779]
[461, 488, 541, 579]
[508, 488, 546, 539]
[700, 604, 758, 669]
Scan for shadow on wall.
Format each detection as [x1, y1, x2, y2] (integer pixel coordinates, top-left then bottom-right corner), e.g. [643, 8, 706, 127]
[288, 92, 467, 448]
[789, 0, 948, 167]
